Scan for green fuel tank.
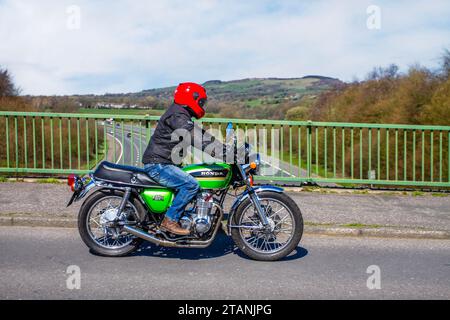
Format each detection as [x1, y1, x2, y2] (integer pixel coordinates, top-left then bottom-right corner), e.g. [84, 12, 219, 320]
[182, 162, 232, 190]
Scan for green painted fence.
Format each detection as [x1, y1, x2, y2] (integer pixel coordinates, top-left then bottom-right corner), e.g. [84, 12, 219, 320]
[1, 111, 449, 188]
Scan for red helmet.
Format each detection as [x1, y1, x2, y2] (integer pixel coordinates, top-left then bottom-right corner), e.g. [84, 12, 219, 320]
[173, 82, 207, 119]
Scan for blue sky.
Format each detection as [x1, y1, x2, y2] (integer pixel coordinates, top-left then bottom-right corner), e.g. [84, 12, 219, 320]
[1, 0, 450, 95]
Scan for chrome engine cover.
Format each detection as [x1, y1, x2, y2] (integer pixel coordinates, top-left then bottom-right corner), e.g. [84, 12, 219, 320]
[180, 192, 215, 236]
[193, 217, 211, 235]
[194, 192, 214, 235]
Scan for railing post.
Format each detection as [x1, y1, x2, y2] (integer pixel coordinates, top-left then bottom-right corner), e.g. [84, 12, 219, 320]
[94, 119, 98, 166]
[315, 127, 319, 176]
[23, 117, 28, 169]
[306, 120, 312, 181]
[145, 118, 151, 142]
[121, 120, 125, 165]
[59, 118, 63, 169]
[139, 121, 143, 166]
[5, 117, 10, 168]
[113, 119, 117, 163]
[32, 117, 36, 169]
[103, 118, 107, 163]
[298, 126, 301, 177]
[68, 118, 72, 170]
[50, 117, 54, 169]
[14, 116, 18, 170]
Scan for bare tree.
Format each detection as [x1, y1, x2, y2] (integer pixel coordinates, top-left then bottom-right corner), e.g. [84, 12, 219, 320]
[366, 64, 399, 81]
[440, 48, 450, 79]
[0, 67, 20, 97]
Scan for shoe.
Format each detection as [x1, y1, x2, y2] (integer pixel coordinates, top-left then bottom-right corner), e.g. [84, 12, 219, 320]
[160, 217, 190, 236]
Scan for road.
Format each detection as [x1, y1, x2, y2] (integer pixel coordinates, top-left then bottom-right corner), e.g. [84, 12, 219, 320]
[0, 226, 449, 299]
[104, 123, 149, 166]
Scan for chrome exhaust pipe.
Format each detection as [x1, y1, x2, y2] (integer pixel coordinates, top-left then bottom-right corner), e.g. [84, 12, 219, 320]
[123, 225, 178, 247]
[123, 203, 224, 248]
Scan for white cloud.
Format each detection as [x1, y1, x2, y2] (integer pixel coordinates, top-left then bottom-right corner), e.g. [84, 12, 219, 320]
[0, 0, 449, 95]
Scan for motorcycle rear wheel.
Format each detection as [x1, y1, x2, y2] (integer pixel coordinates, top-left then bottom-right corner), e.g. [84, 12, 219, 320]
[78, 189, 146, 257]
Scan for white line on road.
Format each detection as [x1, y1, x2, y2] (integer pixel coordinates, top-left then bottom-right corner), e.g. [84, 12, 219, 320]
[107, 133, 123, 164]
[261, 159, 296, 177]
[126, 134, 141, 166]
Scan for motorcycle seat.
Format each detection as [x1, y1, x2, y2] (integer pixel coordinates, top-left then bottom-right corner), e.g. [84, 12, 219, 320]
[93, 161, 160, 187]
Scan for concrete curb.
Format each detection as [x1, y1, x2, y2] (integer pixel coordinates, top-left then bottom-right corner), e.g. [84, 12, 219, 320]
[2, 215, 449, 240]
[0, 216, 77, 228]
[303, 226, 450, 240]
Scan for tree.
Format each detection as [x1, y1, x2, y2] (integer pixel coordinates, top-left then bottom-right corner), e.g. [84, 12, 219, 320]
[439, 49, 450, 79]
[0, 67, 20, 97]
[421, 78, 450, 125]
[286, 106, 310, 120]
[366, 64, 399, 81]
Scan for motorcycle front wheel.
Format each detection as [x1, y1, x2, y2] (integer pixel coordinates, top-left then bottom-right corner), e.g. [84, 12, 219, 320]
[231, 191, 303, 261]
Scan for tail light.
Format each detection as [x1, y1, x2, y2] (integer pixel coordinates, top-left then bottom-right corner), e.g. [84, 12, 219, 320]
[67, 174, 77, 192]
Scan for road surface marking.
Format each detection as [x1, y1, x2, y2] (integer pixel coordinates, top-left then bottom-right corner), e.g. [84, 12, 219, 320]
[107, 133, 123, 164]
[261, 159, 296, 177]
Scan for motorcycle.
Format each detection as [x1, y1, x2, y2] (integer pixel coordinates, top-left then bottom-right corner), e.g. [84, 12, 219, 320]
[67, 123, 303, 261]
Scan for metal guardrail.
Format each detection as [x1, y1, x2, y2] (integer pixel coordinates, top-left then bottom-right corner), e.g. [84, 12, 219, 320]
[0, 111, 449, 188]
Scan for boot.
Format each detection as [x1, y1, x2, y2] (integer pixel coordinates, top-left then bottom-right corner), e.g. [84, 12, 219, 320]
[159, 217, 190, 236]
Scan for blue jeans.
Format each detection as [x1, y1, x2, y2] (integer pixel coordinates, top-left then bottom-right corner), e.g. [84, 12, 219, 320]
[144, 163, 200, 222]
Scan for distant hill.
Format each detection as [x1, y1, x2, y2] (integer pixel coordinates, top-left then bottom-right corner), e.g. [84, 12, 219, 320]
[134, 76, 341, 102]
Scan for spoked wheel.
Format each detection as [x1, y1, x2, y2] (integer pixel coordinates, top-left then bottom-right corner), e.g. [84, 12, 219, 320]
[78, 189, 147, 257]
[231, 191, 303, 261]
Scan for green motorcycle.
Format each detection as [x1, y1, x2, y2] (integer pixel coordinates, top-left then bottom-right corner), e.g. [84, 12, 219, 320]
[67, 123, 303, 261]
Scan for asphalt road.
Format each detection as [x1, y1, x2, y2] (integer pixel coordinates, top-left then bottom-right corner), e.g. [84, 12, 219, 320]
[105, 123, 147, 166]
[0, 226, 449, 299]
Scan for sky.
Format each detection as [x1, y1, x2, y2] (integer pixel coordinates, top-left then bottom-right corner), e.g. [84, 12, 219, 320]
[1, 0, 450, 95]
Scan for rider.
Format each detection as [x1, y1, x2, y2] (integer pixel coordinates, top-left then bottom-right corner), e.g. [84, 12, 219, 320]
[142, 82, 225, 236]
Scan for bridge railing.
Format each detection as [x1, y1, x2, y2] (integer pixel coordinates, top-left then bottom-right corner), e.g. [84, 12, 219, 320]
[1, 111, 449, 188]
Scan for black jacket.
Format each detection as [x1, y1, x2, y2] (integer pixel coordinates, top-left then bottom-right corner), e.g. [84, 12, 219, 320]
[142, 103, 223, 165]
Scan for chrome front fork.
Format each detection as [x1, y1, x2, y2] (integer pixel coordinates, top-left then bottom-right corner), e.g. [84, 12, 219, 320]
[248, 189, 271, 231]
[236, 165, 272, 232]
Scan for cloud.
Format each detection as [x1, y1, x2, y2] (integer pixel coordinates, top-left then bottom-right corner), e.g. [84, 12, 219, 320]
[0, 0, 449, 95]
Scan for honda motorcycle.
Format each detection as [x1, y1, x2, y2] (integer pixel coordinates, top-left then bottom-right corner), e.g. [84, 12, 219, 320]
[67, 123, 303, 261]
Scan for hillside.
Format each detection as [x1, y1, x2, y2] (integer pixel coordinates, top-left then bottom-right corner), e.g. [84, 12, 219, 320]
[138, 76, 340, 101]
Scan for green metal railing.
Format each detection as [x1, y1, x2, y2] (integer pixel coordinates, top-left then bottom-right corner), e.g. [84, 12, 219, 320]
[1, 111, 449, 188]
